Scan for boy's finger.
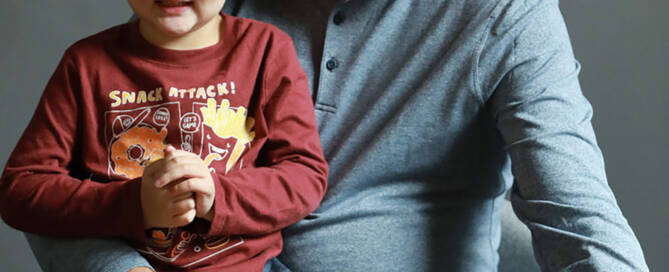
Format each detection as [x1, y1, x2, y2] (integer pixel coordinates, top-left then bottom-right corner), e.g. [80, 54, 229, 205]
[142, 159, 166, 181]
[170, 197, 196, 216]
[171, 209, 196, 227]
[163, 154, 206, 170]
[167, 178, 213, 197]
[194, 193, 212, 217]
[154, 162, 208, 188]
[164, 144, 176, 154]
[163, 148, 200, 162]
[172, 192, 194, 202]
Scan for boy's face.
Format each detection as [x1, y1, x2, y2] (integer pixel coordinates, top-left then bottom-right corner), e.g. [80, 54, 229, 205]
[128, 0, 226, 38]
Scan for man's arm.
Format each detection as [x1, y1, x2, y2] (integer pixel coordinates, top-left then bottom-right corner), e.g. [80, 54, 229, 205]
[483, 0, 648, 270]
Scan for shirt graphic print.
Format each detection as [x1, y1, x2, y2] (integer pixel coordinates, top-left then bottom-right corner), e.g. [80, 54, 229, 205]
[104, 81, 251, 268]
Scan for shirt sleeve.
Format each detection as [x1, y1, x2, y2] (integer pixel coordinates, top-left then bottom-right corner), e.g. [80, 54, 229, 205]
[0, 50, 146, 243]
[484, 0, 648, 271]
[207, 32, 329, 236]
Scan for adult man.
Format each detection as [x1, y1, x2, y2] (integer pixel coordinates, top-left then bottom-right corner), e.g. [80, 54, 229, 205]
[27, 0, 648, 271]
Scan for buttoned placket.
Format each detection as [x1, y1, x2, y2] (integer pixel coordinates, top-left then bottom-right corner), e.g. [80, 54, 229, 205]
[315, 2, 351, 115]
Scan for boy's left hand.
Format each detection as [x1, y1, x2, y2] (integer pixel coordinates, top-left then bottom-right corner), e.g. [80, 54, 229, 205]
[154, 145, 216, 221]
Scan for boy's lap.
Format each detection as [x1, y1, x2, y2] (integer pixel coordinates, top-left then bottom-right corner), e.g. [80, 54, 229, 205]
[25, 234, 291, 272]
[25, 233, 152, 272]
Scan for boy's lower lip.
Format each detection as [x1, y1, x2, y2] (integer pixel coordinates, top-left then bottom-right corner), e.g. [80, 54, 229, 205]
[155, 0, 193, 15]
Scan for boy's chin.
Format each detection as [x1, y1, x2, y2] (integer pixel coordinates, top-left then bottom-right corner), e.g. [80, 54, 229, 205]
[157, 20, 198, 36]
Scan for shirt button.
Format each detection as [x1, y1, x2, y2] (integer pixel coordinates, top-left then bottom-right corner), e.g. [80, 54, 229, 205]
[326, 58, 339, 71]
[333, 12, 346, 25]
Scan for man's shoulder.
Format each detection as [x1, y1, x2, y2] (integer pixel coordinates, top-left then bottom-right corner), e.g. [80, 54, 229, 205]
[484, 0, 561, 36]
[224, 13, 293, 46]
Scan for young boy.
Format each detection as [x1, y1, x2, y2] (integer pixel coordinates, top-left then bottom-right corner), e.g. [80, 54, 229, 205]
[0, 0, 328, 271]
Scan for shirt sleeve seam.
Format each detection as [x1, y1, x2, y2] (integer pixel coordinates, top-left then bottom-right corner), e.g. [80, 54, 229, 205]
[471, 5, 501, 106]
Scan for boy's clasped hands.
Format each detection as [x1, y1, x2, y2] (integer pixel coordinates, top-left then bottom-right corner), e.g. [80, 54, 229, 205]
[140, 145, 216, 229]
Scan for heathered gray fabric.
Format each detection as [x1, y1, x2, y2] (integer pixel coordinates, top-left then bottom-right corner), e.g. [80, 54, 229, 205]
[223, 0, 648, 271]
[24, 0, 648, 271]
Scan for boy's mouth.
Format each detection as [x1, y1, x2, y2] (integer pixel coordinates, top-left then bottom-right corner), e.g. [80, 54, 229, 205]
[155, 0, 193, 14]
[155, 0, 193, 8]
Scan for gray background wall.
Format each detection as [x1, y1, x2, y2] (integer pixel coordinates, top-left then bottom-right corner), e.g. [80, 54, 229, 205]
[0, 1, 666, 271]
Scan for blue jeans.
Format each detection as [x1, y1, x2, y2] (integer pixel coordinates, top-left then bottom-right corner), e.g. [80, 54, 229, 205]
[25, 233, 288, 272]
[25, 233, 153, 272]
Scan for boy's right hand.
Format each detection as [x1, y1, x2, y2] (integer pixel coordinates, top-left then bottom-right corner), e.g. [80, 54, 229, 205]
[140, 152, 197, 229]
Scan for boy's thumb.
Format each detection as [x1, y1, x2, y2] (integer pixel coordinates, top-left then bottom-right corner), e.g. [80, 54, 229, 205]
[164, 144, 176, 154]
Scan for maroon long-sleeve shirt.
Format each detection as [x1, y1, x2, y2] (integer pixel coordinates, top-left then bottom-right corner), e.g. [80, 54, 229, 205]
[0, 14, 328, 271]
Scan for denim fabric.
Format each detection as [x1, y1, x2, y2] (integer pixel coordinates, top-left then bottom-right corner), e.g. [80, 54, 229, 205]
[25, 233, 153, 272]
[26, 232, 281, 272]
[262, 258, 291, 272]
[26, 0, 648, 271]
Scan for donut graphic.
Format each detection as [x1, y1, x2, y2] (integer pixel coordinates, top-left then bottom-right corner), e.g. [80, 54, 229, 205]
[110, 126, 167, 178]
[109, 108, 167, 178]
